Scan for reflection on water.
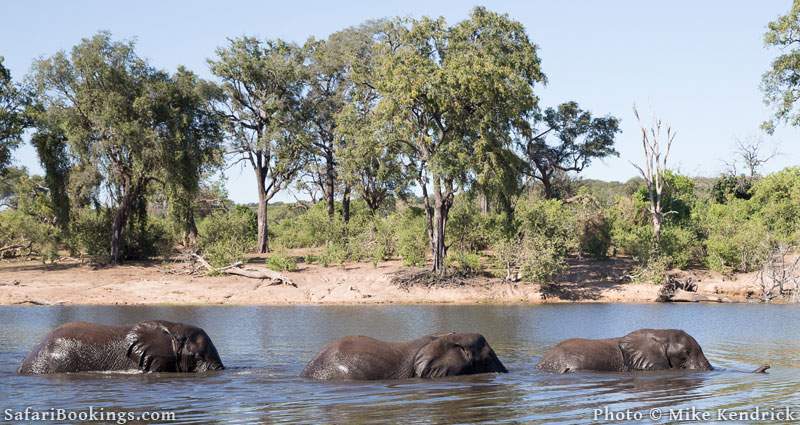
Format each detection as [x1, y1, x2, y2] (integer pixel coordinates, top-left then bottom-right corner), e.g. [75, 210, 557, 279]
[0, 304, 798, 424]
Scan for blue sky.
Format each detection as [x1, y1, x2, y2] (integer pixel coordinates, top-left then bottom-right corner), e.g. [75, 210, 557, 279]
[1, 0, 797, 203]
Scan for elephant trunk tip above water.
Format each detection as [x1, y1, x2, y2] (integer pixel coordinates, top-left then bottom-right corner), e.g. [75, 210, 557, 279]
[18, 320, 224, 375]
[301, 332, 508, 380]
[537, 329, 715, 373]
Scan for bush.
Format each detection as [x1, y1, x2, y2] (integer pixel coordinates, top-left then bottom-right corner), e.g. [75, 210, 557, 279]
[272, 202, 343, 248]
[69, 209, 175, 262]
[0, 210, 59, 261]
[197, 206, 257, 268]
[197, 205, 257, 250]
[446, 250, 482, 275]
[570, 192, 612, 259]
[750, 167, 800, 243]
[447, 197, 491, 252]
[265, 250, 298, 272]
[700, 200, 770, 273]
[203, 237, 251, 270]
[631, 255, 670, 285]
[388, 207, 428, 267]
[318, 241, 348, 267]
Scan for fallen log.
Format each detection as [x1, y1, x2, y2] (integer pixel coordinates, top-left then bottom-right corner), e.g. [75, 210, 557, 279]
[191, 254, 296, 287]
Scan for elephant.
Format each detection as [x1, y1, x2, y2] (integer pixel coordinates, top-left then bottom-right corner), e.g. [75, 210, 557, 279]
[18, 320, 224, 374]
[537, 329, 715, 373]
[301, 332, 508, 380]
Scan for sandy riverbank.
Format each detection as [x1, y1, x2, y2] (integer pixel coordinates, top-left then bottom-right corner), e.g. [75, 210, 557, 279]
[0, 256, 763, 306]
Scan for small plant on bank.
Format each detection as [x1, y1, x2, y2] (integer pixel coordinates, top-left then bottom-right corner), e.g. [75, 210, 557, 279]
[446, 250, 482, 275]
[265, 250, 298, 272]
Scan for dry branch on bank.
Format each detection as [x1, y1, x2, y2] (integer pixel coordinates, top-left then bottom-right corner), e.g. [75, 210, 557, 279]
[191, 254, 296, 287]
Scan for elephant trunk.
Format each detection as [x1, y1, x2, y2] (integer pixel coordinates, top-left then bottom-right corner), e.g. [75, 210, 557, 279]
[752, 364, 770, 373]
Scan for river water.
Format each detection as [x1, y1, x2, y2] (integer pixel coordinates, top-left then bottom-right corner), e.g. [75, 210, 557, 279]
[0, 304, 798, 424]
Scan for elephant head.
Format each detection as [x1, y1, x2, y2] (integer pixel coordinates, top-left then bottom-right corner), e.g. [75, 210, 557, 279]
[125, 320, 224, 372]
[619, 329, 712, 371]
[412, 333, 507, 378]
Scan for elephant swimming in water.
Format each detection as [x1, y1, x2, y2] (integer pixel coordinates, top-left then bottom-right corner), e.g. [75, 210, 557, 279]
[537, 328, 769, 374]
[302, 332, 508, 380]
[18, 320, 224, 374]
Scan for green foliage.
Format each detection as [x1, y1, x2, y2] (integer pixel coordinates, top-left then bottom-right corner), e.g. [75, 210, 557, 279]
[390, 207, 428, 267]
[570, 192, 612, 259]
[197, 206, 257, 268]
[0, 210, 59, 261]
[447, 196, 491, 253]
[318, 241, 348, 267]
[446, 250, 482, 275]
[631, 255, 670, 285]
[69, 208, 175, 262]
[523, 101, 621, 199]
[273, 202, 344, 248]
[750, 167, 800, 242]
[0, 56, 26, 175]
[762, 0, 800, 130]
[699, 199, 770, 274]
[198, 205, 257, 249]
[265, 250, 298, 272]
[712, 174, 753, 203]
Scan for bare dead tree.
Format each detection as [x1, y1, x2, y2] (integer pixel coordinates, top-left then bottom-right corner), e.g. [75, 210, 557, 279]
[757, 244, 800, 303]
[631, 106, 676, 252]
[733, 136, 778, 179]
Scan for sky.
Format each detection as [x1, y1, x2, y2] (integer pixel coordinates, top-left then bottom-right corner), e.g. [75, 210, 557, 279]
[1, 0, 797, 204]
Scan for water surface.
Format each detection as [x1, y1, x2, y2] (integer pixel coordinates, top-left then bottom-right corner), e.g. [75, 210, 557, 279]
[1, 304, 798, 423]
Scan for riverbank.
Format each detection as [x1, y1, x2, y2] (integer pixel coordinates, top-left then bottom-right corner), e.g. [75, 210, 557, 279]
[0, 256, 763, 306]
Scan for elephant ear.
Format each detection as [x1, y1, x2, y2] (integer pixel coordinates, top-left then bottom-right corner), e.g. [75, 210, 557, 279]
[413, 336, 469, 378]
[619, 330, 670, 371]
[125, 321, 181, 372]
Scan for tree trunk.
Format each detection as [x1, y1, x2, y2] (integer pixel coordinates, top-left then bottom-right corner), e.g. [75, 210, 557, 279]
[325, 150, 336, 219]
[185, 209, 198, 247]
[541, 172, 555, 199]
[256, 171, 269, 254]
[432, 191, 449, 276]
[342, 185, 351, 223]
[479, 190, 489, 215]
[110, 181, 141, 264]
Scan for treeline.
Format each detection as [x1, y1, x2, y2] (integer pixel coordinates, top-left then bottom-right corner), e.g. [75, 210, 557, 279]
[1, 5, 800, 286]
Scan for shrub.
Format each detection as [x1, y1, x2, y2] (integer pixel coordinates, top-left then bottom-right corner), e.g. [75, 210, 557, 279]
[446, 250, 482, 275]
[631, 255, 670, 285]
[265, 250, 298, 272]
[388, 207, 428, 267]
[203, 237, 251, 270]
[197, 205, 257, 250]
[570, 192, 612, 259]
[750, 167, 800, 243]
[518, 233, 568, 283]
[69, 209, 175, 262]
[447, 197, 491, 252]
[0, 210, 59, 261]
[272, 202, 343, 248]
[318, 241, 348, 267]
[700, 200, 770, 273]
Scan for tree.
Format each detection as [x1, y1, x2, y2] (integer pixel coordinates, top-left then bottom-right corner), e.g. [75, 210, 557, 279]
[522, 101, 620, 198]
[210, 37, 307, 253]
[30, 32, 169, 263]
[334, 22, 412, 215]
[0, 57, 26, 175]
[374, 7, 544, 274]
[631, 107, 675, 251]
[762, 0, 800, 131]
[151, 67, 224, 245]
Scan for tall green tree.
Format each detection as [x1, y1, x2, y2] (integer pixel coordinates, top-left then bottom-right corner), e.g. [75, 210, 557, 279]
[151, 67, 224, 245]
[209, 37, 307, 253]
[522, 102, 620, 198]
[0, 57, 27, 175]
[763, 0, 800, 131]
[30, 32, 170, 263]
[374, 7, 545, 274]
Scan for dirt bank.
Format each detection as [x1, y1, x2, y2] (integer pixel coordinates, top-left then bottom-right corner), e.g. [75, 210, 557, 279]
[0, 257, 764, 306]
